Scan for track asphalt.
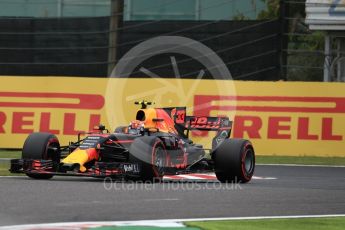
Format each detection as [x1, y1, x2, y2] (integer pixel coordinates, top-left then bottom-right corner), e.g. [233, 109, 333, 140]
[0, 165, 344, 226]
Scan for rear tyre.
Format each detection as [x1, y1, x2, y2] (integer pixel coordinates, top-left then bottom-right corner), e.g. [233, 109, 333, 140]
[128, 136, 166, 182]
[213, 139, 255, 183]
[22, 132, 60, 179]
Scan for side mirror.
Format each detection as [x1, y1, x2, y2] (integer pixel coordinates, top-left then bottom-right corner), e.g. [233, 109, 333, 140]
[94, 124, 106, 131]
[93, 124, 109, 133]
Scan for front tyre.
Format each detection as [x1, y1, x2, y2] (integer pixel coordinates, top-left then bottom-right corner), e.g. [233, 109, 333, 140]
[213, 139, 255, 183]
[22, 132, 60, 179]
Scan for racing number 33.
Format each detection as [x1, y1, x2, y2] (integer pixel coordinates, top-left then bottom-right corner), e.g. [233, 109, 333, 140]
[175, 110, 186, 124]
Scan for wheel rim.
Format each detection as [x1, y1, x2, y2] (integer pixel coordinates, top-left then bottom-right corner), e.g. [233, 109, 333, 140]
[154, 147, 165, 175]
[45, 139, 60, 162]
[244, 149, 254, 174]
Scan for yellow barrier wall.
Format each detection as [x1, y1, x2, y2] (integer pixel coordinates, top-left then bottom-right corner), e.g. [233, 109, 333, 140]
[0, 76, 344, 157]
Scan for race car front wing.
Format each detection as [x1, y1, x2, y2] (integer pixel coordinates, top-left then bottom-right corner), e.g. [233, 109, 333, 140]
[9, 159, 141, 178]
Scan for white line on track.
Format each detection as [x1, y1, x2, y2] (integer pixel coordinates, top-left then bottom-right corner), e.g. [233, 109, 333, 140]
[163, 174, 277, 180]
[253, 176, 277, 180]
[1, 214, 345, 230]
[170, 174, 207, 180]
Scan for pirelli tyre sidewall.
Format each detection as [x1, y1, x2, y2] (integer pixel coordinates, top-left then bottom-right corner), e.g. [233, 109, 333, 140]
[128, 136, 167, 182]
[213, 139, 255, 183]
[22, 132, 60, 179]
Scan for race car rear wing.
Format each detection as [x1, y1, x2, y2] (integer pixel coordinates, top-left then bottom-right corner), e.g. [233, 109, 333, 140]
[165, 107, 232, 131]
[163, 107, 232, 149]
[184, 116, 232, 132]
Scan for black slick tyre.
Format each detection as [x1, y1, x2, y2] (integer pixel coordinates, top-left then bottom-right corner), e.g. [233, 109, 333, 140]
[22, 132, 60, 179]
[213, 139, 255, 183]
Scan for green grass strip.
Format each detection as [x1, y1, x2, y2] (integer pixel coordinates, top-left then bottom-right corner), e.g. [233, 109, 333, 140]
[0, 150, 21, 176]
[0, 162, 14, 176]
[0, 150, 21, 159]
[186, 217, 345, 230]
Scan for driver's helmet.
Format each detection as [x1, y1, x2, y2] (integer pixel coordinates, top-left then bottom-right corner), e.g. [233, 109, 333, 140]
[128, 120, 145, 135]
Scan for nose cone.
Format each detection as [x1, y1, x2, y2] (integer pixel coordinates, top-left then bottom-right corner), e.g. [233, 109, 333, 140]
[62, 148, 98, 172]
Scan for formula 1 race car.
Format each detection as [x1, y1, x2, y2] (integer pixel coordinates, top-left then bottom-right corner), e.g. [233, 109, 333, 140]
[10, 100, 255, 183]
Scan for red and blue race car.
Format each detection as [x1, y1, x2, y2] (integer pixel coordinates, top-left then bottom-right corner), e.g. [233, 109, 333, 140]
[10, 100, 255, 183]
